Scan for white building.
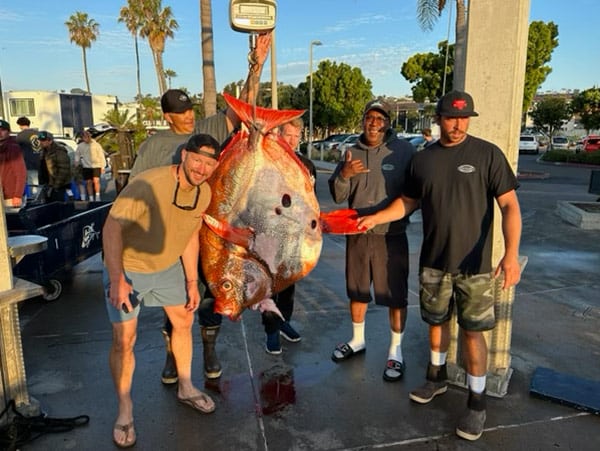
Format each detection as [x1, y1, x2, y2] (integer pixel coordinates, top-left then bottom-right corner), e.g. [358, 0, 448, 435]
[1, 90, 118, 137]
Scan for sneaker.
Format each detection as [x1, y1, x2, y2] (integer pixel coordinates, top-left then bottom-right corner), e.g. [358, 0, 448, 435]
[280, 322, 301, 342]
[265, 332, 282, 355]
[456, 408, 486, 441]
[409, 380, 448, 404]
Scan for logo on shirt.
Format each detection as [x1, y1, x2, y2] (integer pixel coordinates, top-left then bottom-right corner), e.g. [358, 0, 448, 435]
[382, 164, 395, 171]
[457, 164, 476, 173]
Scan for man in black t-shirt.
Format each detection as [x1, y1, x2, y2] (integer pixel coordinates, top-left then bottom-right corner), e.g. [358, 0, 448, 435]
[358, 91, 522, 442]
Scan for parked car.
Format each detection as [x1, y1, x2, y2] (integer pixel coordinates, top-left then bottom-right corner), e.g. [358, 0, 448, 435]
[519, 134, 539, 154]
[335, 134, 360, 159]
[583, 135, 600, 153]
[311, 133, 352, 153]
[550, 135, 569, 151]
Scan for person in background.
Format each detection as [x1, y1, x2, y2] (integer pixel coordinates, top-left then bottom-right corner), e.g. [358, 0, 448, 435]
[129, 32, 273, 384]
[0, 119, 27, 210]
[103, 134, 222, 448]
[421, 128, 435, 147]
[357, 91, 522, 441]
[15, 116, 40, 196]
[263, 117, 317, 355]
[37, 131, 72, 203]
[328, 99, 415, 382]
[74, 130, 106, 201]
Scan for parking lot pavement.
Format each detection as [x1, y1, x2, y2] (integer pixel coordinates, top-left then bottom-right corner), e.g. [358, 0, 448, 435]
[14, 158, 600, 450]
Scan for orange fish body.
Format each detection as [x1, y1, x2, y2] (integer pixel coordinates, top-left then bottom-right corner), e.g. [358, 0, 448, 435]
[200, 94, 322, 320]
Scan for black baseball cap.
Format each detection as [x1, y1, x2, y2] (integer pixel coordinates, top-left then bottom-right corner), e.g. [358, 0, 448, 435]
[436, 90, 479, 117]
[0, 120, 10, 130]
[185, 134, 222, 160]
[363, 99, 391, 119]
[37, 130, 54, 140]
[161, 89, 193, 114]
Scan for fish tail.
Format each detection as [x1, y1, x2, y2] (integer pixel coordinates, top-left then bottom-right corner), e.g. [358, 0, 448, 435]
[223, 93, 305, 134]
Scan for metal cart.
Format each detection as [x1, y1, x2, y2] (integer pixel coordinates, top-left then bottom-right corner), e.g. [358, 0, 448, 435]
[5, 201, 111, 300]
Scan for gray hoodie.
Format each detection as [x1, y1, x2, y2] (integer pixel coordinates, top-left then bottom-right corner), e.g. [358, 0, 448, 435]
[328, 129, 414, 235]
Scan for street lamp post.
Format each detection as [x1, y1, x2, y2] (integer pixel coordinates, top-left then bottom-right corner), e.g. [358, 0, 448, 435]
[308, 40, 322, 160]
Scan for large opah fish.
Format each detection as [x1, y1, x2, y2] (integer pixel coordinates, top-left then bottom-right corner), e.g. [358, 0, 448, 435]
[200, 94, 323, 320]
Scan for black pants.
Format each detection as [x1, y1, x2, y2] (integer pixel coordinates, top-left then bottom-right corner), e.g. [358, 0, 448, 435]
[261, 284, 295, 335]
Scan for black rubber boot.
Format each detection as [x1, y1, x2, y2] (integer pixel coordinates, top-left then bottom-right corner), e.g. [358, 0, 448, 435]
[161, 329, 178, 385]
[201, 326, 222, 379]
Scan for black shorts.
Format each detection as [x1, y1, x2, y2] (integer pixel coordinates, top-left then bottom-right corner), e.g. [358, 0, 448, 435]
[345, 233, 409, 308]
[82, 168, 101, 180]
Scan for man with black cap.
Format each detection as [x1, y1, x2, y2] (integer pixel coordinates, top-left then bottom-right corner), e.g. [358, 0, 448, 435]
[328, 98, 415, 382]
[0, 119, 27, 210]
[129, 32, 273, 385]
[358, 90, 522, 441]
[37, 130, 72, 202]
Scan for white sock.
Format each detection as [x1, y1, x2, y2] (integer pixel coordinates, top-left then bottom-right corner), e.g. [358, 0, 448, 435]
[467, 374, 486, 394]
[347, 321, 365, 351]
[431, 350, 447, 366]
[95, 192, 101, 201]
[388, 330, 404, 361]
[80, 193, 86, 200]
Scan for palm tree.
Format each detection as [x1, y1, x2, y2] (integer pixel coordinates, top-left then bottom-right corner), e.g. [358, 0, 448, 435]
[164, 69, 177, 89]
[416, 0, 467, 94]
[118, 0, 145, 103]
[65, 11, 100, 93]
[138, 0, 178, 96]
[200, 0, 217, 116]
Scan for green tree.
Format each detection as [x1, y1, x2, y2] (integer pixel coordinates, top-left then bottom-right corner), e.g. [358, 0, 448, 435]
[65, 11, 99, 93]
[118, 0, 145, 103]
[312, 60, 372, 131]
[570, 87, 600, 134]
[164, 68, 177, 89]
[138, 0, 178, 95]
[523, 21, 559, 115]
[200, 0, 217, 116]
[401, 41, 454, 102]
[401, 21, 559, 118]
[530, 96, 571, 137]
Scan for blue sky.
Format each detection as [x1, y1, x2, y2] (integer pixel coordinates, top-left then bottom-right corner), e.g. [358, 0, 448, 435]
[0, 0, 598, 103]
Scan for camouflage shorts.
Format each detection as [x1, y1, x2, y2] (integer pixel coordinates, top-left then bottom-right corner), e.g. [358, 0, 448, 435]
[419, 267, 495, 331]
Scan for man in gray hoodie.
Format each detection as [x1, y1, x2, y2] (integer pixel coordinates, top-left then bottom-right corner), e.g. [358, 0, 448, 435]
[328, 99, 415, 382]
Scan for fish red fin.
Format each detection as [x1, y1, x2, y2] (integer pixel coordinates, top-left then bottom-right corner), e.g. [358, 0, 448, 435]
[319, 209, 363, 235]
[223, 93, 305, 134]
[202, 214, 255, 248]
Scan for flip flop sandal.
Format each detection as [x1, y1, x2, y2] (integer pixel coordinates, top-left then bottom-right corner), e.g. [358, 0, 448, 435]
[113, 421, 136, 448]
[331, 342, 366, 362]
[383, 359, 406, 382]
[177, 393, 216, 414]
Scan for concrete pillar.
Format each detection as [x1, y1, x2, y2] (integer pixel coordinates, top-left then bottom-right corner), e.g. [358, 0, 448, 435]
[445, 0, 530, 397]
[0, 199, 43, 418]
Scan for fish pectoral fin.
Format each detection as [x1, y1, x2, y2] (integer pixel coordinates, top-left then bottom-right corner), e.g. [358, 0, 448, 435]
[202, 214, 255, 248]
[319, 209, 363, 235]
[251, 298, 284, 321]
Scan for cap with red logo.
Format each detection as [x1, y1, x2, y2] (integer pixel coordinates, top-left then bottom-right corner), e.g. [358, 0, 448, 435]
[435, 90, 479, 117]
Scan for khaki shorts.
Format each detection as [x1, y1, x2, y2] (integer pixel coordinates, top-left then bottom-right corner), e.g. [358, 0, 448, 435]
[419, 267, 495, 331]
[104, 260, 187, 323]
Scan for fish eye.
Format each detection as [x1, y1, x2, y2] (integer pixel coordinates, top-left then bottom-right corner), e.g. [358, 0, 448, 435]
[281, 194, 291, 208]
[221, 280, 232, 291]
[311, 219, 317, 229]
